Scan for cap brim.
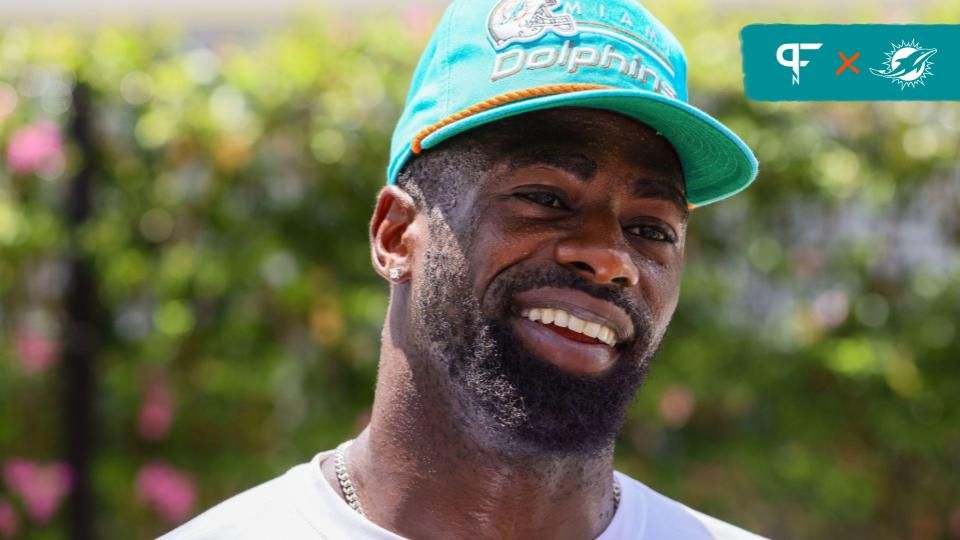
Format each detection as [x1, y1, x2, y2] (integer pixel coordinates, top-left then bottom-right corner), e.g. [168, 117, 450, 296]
[399, 89, 758, 208]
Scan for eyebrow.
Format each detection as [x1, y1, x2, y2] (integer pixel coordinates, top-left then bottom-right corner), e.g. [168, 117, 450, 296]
[633, 181, 689, 219]
[505, 147, 599, 181]
[504, 146, 689, 218]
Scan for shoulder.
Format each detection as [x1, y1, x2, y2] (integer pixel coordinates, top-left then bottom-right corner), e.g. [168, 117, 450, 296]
[158, 457, 328, 540]
[615, 472, 768, 540]
[158, 474, 290, 540]
[161, 450, 404, 540]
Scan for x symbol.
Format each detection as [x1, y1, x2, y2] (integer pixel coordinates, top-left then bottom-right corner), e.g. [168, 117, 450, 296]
[836, 51, 860, 75]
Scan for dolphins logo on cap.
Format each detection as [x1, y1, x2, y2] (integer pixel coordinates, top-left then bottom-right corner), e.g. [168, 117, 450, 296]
[870, 39, 937, 90]
[488, 0, 578, 51]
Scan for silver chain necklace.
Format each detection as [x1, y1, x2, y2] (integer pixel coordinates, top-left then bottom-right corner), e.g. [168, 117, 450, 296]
[334, 440, 621, 519]
[334, 440, 367, 516]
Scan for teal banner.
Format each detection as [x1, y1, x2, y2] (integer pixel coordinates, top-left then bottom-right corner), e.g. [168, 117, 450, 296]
[741, 24, 960, 101]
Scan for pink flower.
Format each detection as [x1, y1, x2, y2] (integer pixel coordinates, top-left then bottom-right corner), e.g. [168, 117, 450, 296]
[6, 121, 64, 176]
[403, 4, 439, 39]
[14, 330, 60, 375]
[136, 462, 197, 525]
[138, 380, 174, 441]
[2, 459, 72, 524]
[0, 497, 19, 538]
[658, 385, 697, 428]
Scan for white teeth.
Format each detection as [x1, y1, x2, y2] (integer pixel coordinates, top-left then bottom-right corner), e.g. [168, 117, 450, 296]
[567, 317, 585, 333]
[583, 322, 601, 338]
[599, 327, 612, 345]
[520, 307, 619, 347]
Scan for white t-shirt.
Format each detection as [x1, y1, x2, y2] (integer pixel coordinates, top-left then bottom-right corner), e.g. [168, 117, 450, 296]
[160, 450, 766, 540]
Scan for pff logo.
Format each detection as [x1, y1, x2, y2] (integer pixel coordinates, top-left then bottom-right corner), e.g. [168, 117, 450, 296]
[487, 0, 578, 51]
[777, 43, 823, 85]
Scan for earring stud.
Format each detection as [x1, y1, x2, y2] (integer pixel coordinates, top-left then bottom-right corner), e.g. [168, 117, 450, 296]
[389, 268, 400, 281]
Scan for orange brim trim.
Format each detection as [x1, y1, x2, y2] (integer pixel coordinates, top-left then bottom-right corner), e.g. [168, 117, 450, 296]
[411, 83, 611, 154]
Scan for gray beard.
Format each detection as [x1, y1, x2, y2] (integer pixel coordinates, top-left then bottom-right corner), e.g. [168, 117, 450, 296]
[410, 232, 660, 457]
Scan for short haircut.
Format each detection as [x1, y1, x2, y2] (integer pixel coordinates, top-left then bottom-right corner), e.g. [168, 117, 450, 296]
[395, 130, 495, 216]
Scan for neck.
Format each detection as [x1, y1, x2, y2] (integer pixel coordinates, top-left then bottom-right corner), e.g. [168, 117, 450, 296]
[340, 321, 619, 540]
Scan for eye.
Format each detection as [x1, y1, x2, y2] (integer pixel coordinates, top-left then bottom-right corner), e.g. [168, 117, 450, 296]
[516, 191, 569, 210]
[626, 223, 676, 243]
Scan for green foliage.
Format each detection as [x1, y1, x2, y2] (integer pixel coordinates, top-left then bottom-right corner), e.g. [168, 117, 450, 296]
[1, 3, 959, 538]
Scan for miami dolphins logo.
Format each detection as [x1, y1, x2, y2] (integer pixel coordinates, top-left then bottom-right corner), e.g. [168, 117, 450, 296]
[870, 39, 937, 90]
[487, 0, 578, 51]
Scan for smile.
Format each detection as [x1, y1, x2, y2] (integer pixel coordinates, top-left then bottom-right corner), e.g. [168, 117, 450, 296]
[509, 287, 635, 376]
[520, 307, 618, 347]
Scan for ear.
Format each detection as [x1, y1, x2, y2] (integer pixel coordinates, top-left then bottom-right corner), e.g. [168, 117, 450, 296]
[370, 186, 420, 283]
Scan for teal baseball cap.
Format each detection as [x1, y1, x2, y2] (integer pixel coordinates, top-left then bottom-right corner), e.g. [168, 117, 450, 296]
[388, 0, 759, 208]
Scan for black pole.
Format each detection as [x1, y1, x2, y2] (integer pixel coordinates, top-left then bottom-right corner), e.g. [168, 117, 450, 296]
[61, 81, 102, 540]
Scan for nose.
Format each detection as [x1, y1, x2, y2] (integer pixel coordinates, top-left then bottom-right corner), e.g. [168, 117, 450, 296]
[555, 213, 640, 288]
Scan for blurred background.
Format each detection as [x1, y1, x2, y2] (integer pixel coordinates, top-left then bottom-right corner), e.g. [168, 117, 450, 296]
[0, 0, 958, 538]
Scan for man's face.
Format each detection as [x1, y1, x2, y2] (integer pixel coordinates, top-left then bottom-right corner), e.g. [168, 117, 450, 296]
[407, 108, 687, 455]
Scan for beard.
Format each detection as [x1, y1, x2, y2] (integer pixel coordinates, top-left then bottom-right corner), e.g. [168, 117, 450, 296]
[411, 228, 662, 457]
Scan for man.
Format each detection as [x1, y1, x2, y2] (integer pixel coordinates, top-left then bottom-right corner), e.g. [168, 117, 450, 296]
[164, 0, 763, 538]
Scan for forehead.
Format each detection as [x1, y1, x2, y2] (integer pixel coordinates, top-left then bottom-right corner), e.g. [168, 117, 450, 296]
[478, 108, 683, 179]
[474, 108, 686, 207]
